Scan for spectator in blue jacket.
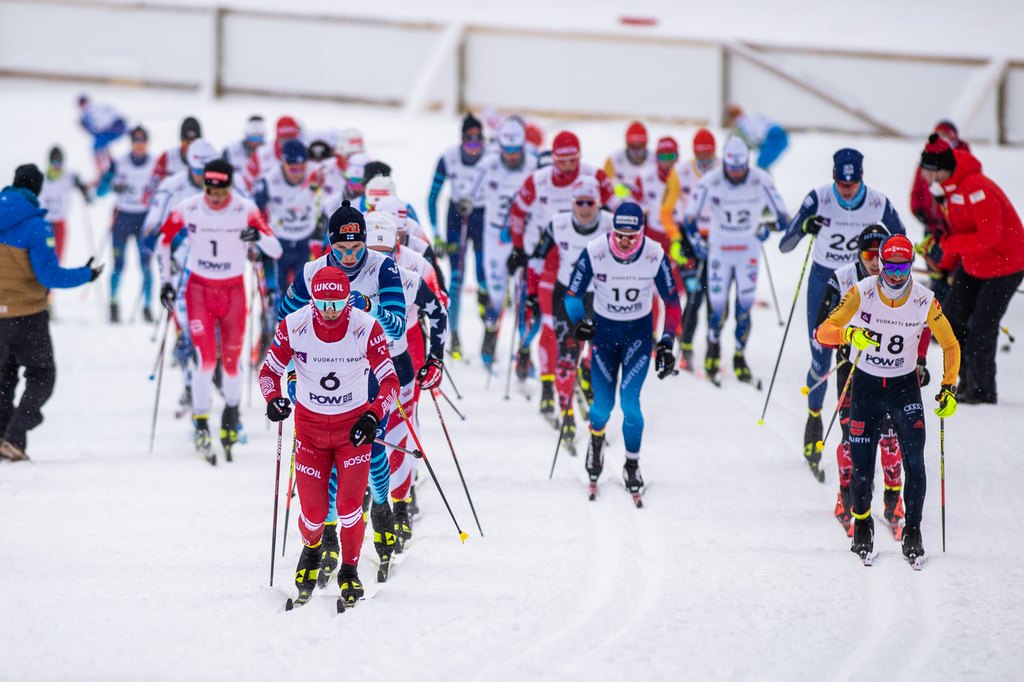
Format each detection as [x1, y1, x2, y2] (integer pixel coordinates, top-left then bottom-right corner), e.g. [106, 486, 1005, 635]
[0, 164, 102, 461]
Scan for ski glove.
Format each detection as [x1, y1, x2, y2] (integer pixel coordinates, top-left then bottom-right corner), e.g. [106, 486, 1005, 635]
[842, 326, 879, 351]
[654, 340, 676, 379]
[160, 283, 176, 311]
[432, 236, 447, 260]
[669, 240, 689, 266]
[418, 356, 443, 390]
[350, 411, 379, 447]
[756, 222, 772, 242]
[266, 397, 292, 422]
[240, 226, 261, 243]
[507, 247, 527, 275]
[86, 257, 104, 282]
[524, 294, 541, 326]
[935, 384, 957, 417]
[574, 319, 596, 341]
[916, 358, 931, 387]
[349, 291, 371, 312]
[802, 214, 825, 235]
[455, 196, 474, 218]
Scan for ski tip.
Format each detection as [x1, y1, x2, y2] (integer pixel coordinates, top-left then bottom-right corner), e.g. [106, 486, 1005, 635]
[285, 598, 295, 611]
[336, 598, 346, 614]
[459, 531, 469, 544]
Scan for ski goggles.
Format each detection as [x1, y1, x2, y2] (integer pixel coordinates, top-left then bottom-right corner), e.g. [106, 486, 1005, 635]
[881, 261, 912, 278]
[312, 297, 346, 312]
[612, 229, 642, 242]
[574, 199, 597, 207]
[501, 145, 524, 155]
[657, 152, 678, 162]
[860, 250, 879, 261]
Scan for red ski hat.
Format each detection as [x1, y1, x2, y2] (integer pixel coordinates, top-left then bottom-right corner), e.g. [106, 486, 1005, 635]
[880, 234, 914, 263]
[656, 136, 679, 156]
[525, 122, 544, 148]
[552, 131, 580, 160]
[626, 121, 647, 147]
[693, 128, 716, 155]
[276, 116, 300, 139]
[310, 267, 351, 303]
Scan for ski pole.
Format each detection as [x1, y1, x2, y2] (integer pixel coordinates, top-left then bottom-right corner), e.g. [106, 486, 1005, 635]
[940, 416, 946, 553]
[504, 270, 524, 401]
[246, 262, 258, 407]
[758, 236, 815, 426]
[147, 309, 173, 453]
[394, 399, 469, 543]
[800, 358, 849, 396]
[442, 362, 463, 400]
[820, 349, 862, 450]
[270, 421, 283, 587]
[1001, 326, 1015, 343]
[437, 388, 466, 421]
[759, 244, 785, 327]
[281, 431, 297, 557]
[549, 365, 581, 480]
[430, 389, 484, 536]
[373, 438, 424, 459]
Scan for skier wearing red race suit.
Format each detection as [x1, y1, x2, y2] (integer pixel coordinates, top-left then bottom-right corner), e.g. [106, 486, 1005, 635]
[506, 131, 617, 419]
[157, 159, 282, 459]
[260, 266, 399, 606]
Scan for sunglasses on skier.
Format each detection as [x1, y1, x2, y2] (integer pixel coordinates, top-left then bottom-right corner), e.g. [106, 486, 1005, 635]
[881, 261, 913, 278]
[657, 152, 678, 162]
[612, 229, 641, 243]
[574, 199, 596, 207]
[860, 250, 879, 261]
[312, 297, 346, 312]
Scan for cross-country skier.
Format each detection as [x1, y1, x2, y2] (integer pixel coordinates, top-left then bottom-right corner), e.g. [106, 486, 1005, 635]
[260, 266, 399, 609]
[144, 116, 201, 204]
[681, 136, 789, 385]
[779, 148, 905, 477]
[157, 159, 282, 464]
[37, 146, 91, 264]
[604, 121, 655, 201]
[76, 94, 126, 178]
[815, 234, 959, 566]
[564, 202, 680, 503]
[223, 115, 266, 195]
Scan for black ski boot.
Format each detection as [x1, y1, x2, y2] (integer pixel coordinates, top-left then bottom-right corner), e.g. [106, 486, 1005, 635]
[449, 331, 463, 361]
[902, 524, 925, 567]
[193, 416, 215, 465]
[540, 378, 557, 426]
[704, 342, 721, 385]
[515, 348, 532, 382]
[481, 325, 499, 368]
[733, 351, 752, 383]
[220, 404, 239, 462]
[336, 563, 364, 612]
[394, 498, 413, 549]
[142, 306, 154, 323]
[370, 501, 397, 582]
[623, 458, 645, 507]
[803, 411, 824, 482]
[850, 515, 875, 564]
[586, 432, 605, 500]
[287, 542, 323, 609]
[679, 342, 695, 372]
[560, 408, 577, 456]
[109, 301, 120, 323]
[317, 522, 340, 587]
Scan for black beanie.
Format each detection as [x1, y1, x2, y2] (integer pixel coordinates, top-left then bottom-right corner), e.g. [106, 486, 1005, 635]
[13, 164, 44, 196]
[363, 160, 392, 184]
[328, 200, 366, 244]
[49, 146, 64, 166]
[202, 159, 233, 188]
[462, 113, 482, 135]
[181, 116, 201, 142]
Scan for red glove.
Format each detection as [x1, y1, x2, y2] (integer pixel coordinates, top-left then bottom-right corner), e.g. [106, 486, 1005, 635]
[418, 356, 443, 390]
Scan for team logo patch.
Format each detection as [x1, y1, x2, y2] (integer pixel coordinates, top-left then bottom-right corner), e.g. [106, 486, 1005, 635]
[338, 222, 361, 233]
[295, 351, 307, 363]
[850, 420, 865, 436]
[187, 223, 197, 233]
[860, 312, 871, 324]
[596, 273, 606, 282]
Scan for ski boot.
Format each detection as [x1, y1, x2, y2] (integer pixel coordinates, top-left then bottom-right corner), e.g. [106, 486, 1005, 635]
[850, 515, 875, 564]
[481, 325, 499, 369]
[585, 431, 605, 500]
[803, 410, 824, 482]
[409, 483, 420, 519]
[623, 458, 645, 507]
[678, 342, 695, 372]
[193, 416, 215, 465]
[394, 497, 413, 549]
[704, 342, 721, 386]
[559, 408, 577, 456]
[220, 404, 239, 462]
[370, 501, 398, 582]
[477, 289, 489, 322]
[901, 525, 925, 569]
[286, 542, 323, 609]
[577, 363, 594, 409]
[109, 301, 120, 323]
[883, 488, 906, 541]
[336, 563, 365, 612]
[449, 331, 463, 361]
[733, 351, 752, 383]
[515, 348, 532, 382]
[142, 306, 154, 323]
[361, 486, 372, 522]
[834, 486, 853, 535]
[317, 522, 340, 587]
[540, 378, 557, 427]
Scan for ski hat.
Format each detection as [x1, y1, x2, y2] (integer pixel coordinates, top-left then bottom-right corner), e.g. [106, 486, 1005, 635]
[376, 196, 409, 231]
[857, 223, 890, 252]
[186, 139, 218, 172]
[525, 122, 543, 148]
[693, 128, 716, 155]
[552, 131, 581, 160]
[833, 148, 864, 183]
[77, 94, 89, 108]
[309, 267, 352, 327]
[497, 117, 527, 151]
[245, 116, 265, 142]
[626, 121, 648, 147]
[365, 211, 398, 250]
[328, 200, 366, 244]
[48, 146, 64, 166]
[307, 139, 333, 162]
[13, 164, 43, 196]
[920, 133, 956, 172]
[722, 136, 749, 170]
[880, 234, 913, 263]
[364, 160, 392, 184]
[934, 120, 959, 141]
[571, 176, 600, 200]
[276, 116, 300, 139]
[364, 175, 396, 210]
[612, 201, 644, 233]
[180, 116, 201, 142]
[281, 140, 307, 165]
[462, 113, 483, 136]
[656, 136, 679, 157]
[203, 159, 233, 189]
[130, 126, 148, 143]
[338, 127, 364, 157]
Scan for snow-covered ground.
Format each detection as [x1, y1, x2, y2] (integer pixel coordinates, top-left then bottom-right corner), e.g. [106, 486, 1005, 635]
[1, 79, 1023, 681]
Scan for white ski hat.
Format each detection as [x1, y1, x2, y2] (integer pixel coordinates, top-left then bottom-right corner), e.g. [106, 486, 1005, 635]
[186, 138, 218, 172]
[365, 211, 398, 249]
[339, 127, 365, 157]
[365, 175, 396, 210]
[722, 135, 750, 170]
[497, 117, 527, 150]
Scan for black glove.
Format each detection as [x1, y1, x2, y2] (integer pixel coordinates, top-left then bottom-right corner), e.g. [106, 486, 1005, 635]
[916, 359, 931, 387]
[160, 283, 176, 311]
[802, 214, 825, 235]
[86, 257, 104, 282]
[525, 294, 541, 325]
[240, 226, 260, 243]
[506, 247, 527, 275]
[655, 340, 676, 379]
[266, 397, 292, 422]
[349, 411, 379, 447]
[574, 319, 596, 341]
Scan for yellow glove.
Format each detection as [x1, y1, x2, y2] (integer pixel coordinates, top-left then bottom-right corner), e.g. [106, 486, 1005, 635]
[914, 235, 936, 256]
[842, 326, 880, 351]
[935, 384, 957, 418]
[613, 183, 632, 200]
[669, 240, 689, 266]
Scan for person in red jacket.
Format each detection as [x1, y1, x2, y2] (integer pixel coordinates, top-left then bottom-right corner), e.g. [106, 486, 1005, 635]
[910, 121, 969, 301]
[919, 135, 1024, 404]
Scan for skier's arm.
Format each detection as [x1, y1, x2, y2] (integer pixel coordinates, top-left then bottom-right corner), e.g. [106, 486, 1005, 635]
[278, 268, 311, 320]
[814, 274, 844, 332]
[815, 286, 861, 347]
[659, 170, 682, 241]
[942, 192, 1003, 256]
[596, 168, 619, 212]
[426, 156, 448, 230]
[414, 279, 448, 359]
[259, 319, 294, 402]
[654, 253, 682, 339]
[421, 244, 448, 294]
[95, 162, 117, 198]
[780, 191, 819, 253]
[565, 250, 594, 324]
[247, 208, 282, 259]
[880, 199, 906, 236]
[157, 210, 187, 282]
[681, 181, 710, 241]
[508, 175, 537, 250]
[926, 299, 961, 386]
[366, 321, 399, 420]
[527, 224, 556, 296]
[365, 259, 407, 340]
